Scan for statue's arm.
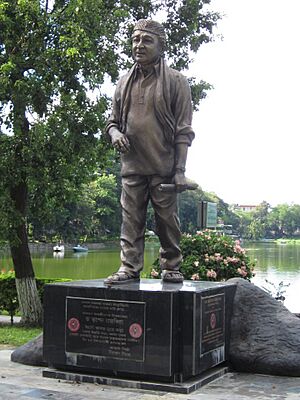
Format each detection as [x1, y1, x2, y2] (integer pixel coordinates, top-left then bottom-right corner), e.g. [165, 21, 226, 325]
[172, 73, 195, 192]
[106, 81, 130, 153]
[174, 142, 189, 192]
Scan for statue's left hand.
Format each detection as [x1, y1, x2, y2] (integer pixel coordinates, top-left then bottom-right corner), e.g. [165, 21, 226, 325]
[174, 172, 188, 193]
[110, 129, 130, 153]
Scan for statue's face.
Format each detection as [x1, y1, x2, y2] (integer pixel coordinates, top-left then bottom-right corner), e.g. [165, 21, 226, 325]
[132, 30, 161, 65]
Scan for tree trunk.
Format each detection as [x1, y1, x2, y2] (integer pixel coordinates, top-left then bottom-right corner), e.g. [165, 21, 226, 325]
[10, 181, 43, 326]
[15, 276, 43, 326]
[9, 94, 43, 325]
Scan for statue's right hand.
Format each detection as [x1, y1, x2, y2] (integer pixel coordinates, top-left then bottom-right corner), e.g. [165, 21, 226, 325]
[110, 129, 130, 153]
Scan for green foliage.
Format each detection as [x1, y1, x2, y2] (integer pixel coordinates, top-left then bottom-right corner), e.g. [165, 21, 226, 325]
[188, 78, 213, 111]
[178, 187, 204, 233]
[91, 173, 120, 235]
[233, 202, 300, 239]
[268, 203, 300, 237]
[0, 270, 18, 322]
[163, 0, 221, 71]
[151, 230, 255, 281]
[29, 172, 121, 241]
[0, 271, 70, 323]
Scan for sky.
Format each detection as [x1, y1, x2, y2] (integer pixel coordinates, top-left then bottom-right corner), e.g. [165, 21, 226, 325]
[185, 0, 300, 207]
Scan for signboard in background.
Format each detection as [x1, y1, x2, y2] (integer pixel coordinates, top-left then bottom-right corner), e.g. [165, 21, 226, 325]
[198, 202, 217, 229]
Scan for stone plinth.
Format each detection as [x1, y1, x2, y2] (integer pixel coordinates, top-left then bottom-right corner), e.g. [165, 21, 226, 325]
[43, 279, 235, 389]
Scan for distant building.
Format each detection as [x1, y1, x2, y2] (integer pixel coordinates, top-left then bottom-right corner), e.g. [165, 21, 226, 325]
[233, 204, 258, 213]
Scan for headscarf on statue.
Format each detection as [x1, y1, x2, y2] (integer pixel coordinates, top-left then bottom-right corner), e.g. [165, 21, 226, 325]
[119, 20, 176, 145]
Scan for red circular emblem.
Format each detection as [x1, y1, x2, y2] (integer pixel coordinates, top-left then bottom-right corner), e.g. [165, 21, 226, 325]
[210, 313, 217, 330]
[68, 317, 80, 333]
[129, 323, 143, 339]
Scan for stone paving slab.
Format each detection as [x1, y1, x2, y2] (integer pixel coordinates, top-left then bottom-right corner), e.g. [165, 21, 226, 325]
[0, 315, 21, 324]
[1, 349, 300, 399]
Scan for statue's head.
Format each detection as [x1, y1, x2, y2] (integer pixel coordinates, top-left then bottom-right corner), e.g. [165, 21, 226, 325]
[132, 19, 166, 65]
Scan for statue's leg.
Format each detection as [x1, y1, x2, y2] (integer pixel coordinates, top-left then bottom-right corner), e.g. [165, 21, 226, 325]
[118, 175, 149, 277]
[150, 177, 182, 273]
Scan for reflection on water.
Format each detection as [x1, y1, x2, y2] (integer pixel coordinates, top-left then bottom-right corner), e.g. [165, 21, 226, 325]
[53, 251, 65, 259]
[244, 242, 300, 313]
[0, 241, 299, 312]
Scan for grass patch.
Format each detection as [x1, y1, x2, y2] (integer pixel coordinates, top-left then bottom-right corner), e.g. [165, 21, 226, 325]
[0, 325, 42, 347]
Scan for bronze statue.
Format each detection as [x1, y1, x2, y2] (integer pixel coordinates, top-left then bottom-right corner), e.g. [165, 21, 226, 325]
[104, 19, 195, 284]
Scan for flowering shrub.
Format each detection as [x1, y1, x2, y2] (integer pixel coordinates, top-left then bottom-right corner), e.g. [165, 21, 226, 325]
[151, 230, 255, 282]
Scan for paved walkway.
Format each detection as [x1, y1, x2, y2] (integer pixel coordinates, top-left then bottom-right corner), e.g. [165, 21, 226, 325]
[0, 348, 300, 399]
[0, 315, 21, 324]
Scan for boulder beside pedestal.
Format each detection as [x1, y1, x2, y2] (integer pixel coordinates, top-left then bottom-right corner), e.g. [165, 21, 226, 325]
[10, 333, 46, 366]
[227, 278, 300, 376]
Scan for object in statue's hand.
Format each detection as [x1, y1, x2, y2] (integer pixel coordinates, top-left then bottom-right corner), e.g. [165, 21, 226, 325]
[158, 181, 198, 193]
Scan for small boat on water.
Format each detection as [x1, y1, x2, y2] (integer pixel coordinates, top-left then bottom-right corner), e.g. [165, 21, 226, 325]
[53, 244, 65, 252]
[277, 240, 287, 245]
[73, 244, 88, 253]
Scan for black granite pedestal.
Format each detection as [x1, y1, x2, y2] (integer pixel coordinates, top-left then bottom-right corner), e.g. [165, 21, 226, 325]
[43, 279, 236, 393]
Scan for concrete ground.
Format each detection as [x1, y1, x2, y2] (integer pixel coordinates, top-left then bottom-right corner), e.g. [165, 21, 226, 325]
[0, 348, 300, 400]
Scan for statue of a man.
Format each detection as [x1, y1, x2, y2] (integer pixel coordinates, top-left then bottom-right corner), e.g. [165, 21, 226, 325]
[104, 19, 195, 284]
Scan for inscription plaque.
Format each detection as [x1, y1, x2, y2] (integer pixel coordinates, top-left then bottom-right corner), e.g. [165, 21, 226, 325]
[201, 293, 225, 355]
[65, 297, 146, 361]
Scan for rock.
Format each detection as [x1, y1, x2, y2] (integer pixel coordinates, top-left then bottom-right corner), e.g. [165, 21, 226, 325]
[227, 278, 300, 376]
[11, 333, 46, 367]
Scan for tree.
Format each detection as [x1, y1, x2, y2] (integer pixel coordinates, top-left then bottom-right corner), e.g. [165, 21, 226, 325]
[0, 0, 221, 324]
[233, 210, 252, 239]
[178, 187, 204, 233]
[268, 204, 300, 237]
[90, 174, 120, 236]
[246, 201, 270, 239]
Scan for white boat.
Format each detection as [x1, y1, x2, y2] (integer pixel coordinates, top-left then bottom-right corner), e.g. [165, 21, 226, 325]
[53, 244, 65, 252]
[73, 245, 88, 253]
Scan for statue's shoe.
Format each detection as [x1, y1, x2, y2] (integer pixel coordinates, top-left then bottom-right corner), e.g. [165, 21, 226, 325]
[104, 271, 140, 285]
[161, 270, 184, 283]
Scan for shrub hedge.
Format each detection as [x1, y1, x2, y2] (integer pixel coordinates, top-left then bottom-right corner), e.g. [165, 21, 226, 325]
[0, 271, 70, 324]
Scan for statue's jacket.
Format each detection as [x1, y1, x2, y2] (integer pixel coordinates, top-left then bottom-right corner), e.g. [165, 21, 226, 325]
[106, 58, 195, 177]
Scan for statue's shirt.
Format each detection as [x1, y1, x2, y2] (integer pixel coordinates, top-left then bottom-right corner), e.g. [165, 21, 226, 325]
[106, 62, 195, 177]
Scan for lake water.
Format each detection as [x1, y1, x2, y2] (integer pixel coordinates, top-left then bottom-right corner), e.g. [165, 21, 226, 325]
[244, 242, 300, 313]
[1, 241, 299, 312]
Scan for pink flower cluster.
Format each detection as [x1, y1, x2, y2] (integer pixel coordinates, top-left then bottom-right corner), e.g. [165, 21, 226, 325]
[234, 240, 246, 255]
[206, 269, 217, 279]
[150, 269, 159, 278]
[191, 273, 200, 281]
[237, 266, 247, 277]
[226, 256, 240, 264]
[204, 253, 224, 263]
